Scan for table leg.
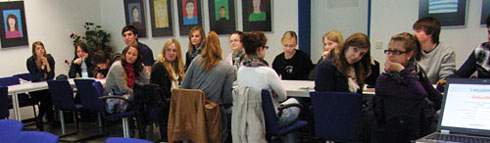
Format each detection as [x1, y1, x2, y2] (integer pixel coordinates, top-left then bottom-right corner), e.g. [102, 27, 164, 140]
[12, 92, 21, 120]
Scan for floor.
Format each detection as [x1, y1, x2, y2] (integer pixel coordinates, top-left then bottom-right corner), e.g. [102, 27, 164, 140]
[15, 108, 163, 143]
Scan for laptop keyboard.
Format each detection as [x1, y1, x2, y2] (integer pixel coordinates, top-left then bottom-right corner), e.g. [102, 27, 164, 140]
[426, 134, 490, 143]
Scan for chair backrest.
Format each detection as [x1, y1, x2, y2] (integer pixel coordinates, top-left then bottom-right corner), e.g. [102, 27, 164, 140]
[47, 80, 76, 110]
[261, 89, 281, 136]
[75, 79, 105, 116]
[12, 73, 32, 81]
[0, 86, 9, 119]
[0, 119, 24, 143]
[17, 131, 59, 143]
[0, 77, 19, 86]
[310, 91, 363, 142]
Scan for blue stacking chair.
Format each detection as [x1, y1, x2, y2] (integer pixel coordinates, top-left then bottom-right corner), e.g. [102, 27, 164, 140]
[105, 137, 152, 143]
[310, 91, 363, 142]
[12, 73, 32, 82]
[75, 79, 137, 138]
[47, 79, 82, 139]
[0, 119, 24, 143]
[261, 89, 308, 142]
[0, 86, 8, 119]
[17, 131, 59, 143]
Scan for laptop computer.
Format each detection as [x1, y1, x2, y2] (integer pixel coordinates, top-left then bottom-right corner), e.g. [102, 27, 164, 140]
[416, 78, 490, 143]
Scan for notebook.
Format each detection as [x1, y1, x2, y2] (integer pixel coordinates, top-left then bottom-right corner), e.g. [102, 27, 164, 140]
[416, 78, 490, 143]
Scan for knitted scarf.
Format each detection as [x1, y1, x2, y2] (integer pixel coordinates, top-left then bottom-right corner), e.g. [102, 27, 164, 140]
[242, 55, 269, 67]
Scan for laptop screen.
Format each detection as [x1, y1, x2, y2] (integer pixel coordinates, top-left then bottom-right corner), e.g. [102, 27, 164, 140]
[439, 78, 490, 135]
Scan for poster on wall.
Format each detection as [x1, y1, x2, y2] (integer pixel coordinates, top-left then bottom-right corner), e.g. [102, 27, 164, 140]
[209, 0, 236, 34]
[418, 0, 466, 26]
[0, 1, 28, 48]
[242, 0, 271, 32]
[149, 0, 173, 37]
[481, 0, 490, 25]
[177, 0, 203, 36]
[124, 0, 147, 37]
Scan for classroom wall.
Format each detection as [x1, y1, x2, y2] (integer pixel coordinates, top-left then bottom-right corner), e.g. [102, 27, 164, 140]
[100, 0, 298, 64]
[0, 0, 101, 77]
[370, 0, 488, 71]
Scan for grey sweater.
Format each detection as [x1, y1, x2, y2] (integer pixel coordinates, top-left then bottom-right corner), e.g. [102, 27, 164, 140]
[418, 43, 456, 84]
[181, 56, 235, 104]
[104, 61, 149, 98]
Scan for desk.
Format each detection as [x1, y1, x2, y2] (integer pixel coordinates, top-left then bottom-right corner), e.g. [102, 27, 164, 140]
[7, 78, 105, 120]
[281, 80, 376, 97]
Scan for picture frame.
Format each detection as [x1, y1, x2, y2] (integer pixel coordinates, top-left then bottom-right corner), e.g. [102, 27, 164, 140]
[124, 0, 147, 37]
[242, 0, 271, 32]
[0, 1, 28, 48]
[481, 0, 490, 25]
[149, 0, 173, 37]
[209, 0, 236, 34]
[177, 0, 203, 36]
[418, 0, 467, 26]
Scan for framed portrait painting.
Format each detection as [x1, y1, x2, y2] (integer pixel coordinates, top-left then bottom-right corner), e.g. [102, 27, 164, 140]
[419, 0, 467, 26]
[242, 0, 271, 32]
[0, 1, 28, 48]
[124, 0, 147, 37]
[209, 0, 236, 34]
[481, 0, 490, 25]
[150, 0, 173, 37]
[177, 0, 203, 36]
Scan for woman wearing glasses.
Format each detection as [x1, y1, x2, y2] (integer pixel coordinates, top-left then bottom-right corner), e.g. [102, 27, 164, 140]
[371, 33, 442, 142]
[376, 32, 442, 110]
[272, 31, 314, 80]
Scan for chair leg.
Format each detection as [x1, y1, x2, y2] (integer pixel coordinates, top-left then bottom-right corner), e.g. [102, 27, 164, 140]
[122, 117, 130, 138]
[60, 110, 66, 135]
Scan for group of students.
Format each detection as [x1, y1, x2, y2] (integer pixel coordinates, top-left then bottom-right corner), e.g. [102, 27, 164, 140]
[22, 14, 490, 142]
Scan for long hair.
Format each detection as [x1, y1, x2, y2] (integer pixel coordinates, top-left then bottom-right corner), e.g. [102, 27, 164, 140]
[200, 31, 222, 72]
[6, 14, 18, 31]
[31, 41, 46, 59]
[121, 45, 144, 77]
[329, 33, 371, 86]
[323, 30, 344, 51]
[390, 32, 424, 61]
[157, 39, 185, 81]
[73, 42, 89, 60]
[187, 26, 205, 55]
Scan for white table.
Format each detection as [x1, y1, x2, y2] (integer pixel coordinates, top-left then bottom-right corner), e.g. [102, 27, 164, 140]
[281, 80, 376, 97]
[7, 78, 105, 120]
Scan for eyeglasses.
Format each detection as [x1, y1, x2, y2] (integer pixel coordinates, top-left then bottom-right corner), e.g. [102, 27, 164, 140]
[384, 49, 410, 55]
[263, 46, 269, 49]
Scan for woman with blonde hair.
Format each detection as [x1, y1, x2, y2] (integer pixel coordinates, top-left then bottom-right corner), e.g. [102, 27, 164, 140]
[310, 30, 344, 79]
[272, 31, 314, 80]
[181, 31, 234, 142]
[150, 39, 184, 142]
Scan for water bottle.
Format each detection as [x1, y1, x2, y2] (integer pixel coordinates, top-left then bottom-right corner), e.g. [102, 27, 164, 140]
[81, 58, 88, 78]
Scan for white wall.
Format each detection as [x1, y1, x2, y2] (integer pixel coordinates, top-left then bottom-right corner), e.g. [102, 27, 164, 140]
[370, 0, 488, 70]
[311, 0, 368, 62]
[0, 0, 101, 77]
[100, 0, 298, 64]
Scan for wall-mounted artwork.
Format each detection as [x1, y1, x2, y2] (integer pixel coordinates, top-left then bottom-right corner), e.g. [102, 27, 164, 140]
[0, 1, 28, 48]
[150, 0, 173, 37]
[124, 0, 147, 37]
[177, 0, 202, 35]
[481, 0, 490, 25]
[209, 0, 236, 34]
[419, 0, 466, 26]
[242, 0, 271, 32]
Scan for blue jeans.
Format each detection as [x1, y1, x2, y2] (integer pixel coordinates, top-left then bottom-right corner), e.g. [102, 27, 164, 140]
[277, 98, 301, 143]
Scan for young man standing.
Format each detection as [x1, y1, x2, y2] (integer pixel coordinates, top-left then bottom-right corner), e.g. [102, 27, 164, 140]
[122, 25, 154, 72]
[412, 17, 456, 84]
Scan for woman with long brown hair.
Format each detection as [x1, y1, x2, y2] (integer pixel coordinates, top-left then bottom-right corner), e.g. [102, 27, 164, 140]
[315, 33, 372, 93]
